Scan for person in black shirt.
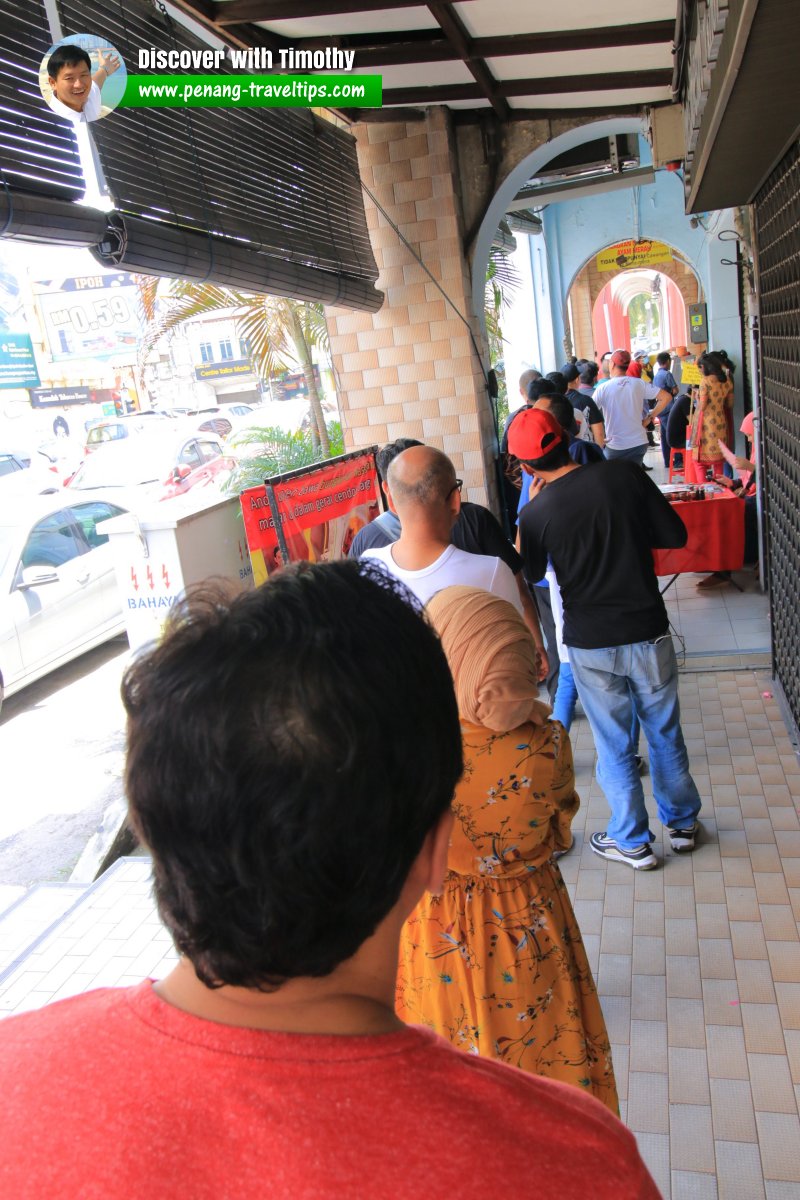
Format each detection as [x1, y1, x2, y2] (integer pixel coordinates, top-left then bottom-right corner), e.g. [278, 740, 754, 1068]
[509, 407, 703, 871]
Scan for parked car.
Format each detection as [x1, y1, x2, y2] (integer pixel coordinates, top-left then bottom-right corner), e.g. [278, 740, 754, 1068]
[67, 432, 234, 504]
[83, 412, 173, 454]
[0, 495, 128, 712]
[0, 449, 62, 498]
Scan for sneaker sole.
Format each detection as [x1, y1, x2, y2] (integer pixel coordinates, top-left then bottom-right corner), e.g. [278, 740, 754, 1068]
[668, 823, 700, 854]
[590, 843, 658, 870]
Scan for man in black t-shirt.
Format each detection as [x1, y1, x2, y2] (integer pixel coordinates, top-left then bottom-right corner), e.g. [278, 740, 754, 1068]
[561, 363, 605, 447]
[509, 408, 703, 871]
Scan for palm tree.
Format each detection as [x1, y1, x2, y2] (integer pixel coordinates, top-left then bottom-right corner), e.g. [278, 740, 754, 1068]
[137, 278, 333, 454]
[485, 240, 522, 429]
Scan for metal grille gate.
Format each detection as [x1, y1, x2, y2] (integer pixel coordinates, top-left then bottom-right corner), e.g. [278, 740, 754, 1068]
[753, 138, 800, 734]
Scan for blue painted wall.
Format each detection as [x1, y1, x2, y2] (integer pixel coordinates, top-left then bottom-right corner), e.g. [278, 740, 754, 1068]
[541, 163, 744, 427]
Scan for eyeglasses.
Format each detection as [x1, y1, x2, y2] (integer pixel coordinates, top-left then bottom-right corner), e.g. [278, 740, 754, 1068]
[446, 479, 463, 499]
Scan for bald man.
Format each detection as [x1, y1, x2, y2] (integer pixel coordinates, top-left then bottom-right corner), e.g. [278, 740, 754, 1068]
[361, 445, 524, 615]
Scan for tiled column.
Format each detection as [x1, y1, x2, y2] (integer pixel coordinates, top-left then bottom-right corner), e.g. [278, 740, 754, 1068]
[325, 108, 495, 504]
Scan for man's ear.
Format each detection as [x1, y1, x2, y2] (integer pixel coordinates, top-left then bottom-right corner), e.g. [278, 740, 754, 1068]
[385, 484, 398, 514]
[447, 488, 462, 521]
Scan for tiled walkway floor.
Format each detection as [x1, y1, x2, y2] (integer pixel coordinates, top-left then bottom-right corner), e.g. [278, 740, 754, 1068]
[563, 668, 800, 1198]
[0, 450, 797, 1197]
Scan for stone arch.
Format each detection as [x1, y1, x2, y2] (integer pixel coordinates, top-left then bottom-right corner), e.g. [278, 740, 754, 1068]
[567, 242, 706, 359]
[470, 117, 649, 334]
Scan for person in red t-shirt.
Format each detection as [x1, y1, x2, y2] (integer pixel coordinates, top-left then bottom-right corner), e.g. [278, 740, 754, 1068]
[0, 562, 658, 1200]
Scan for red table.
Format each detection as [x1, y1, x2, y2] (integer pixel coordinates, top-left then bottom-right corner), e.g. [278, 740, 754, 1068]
[653, 490, 745, 577]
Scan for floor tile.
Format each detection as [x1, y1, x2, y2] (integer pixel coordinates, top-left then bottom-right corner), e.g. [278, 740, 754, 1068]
[706, 1024, 749, 1079]
[747, 1052, 799, 1114]
[670, 1103, 716, 1172]
[710, 1077, 758, 1141]
[714, 1140, 766, 1200]
[755, 1111, 800, 1182]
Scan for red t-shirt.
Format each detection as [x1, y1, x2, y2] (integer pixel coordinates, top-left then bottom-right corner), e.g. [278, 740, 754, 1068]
[1, 981, 658, 1199]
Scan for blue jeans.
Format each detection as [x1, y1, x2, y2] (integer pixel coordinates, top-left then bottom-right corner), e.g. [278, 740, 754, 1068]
[603, 444, 648, 466]
[569, 637, 701, 850]
[553, 661, 641, 751]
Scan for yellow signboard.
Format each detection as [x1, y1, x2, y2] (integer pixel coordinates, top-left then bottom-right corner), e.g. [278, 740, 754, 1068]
[597, 240, 673, 272]
[679, 361, 703, 385]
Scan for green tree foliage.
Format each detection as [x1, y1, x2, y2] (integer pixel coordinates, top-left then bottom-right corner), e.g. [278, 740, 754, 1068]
[138, 278, 334, 455]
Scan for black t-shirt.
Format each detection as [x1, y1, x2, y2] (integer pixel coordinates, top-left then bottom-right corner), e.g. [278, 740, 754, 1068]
[350, 501, 522, 574]
[667, 393, 692, 449]
[453, 502, 522, 573]
[518, 460, 687, 649]
[569, 391, 603, 428]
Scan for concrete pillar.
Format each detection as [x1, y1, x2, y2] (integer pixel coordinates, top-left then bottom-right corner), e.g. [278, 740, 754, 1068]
[325, 109, 495, 504]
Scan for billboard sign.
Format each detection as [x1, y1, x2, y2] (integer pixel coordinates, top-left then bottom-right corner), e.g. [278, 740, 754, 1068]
[0, 333, 40, 388]
[31, 272, 141, 363]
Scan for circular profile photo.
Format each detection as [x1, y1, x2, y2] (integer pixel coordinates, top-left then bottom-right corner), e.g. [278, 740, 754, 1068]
[39, 34, 127, 124]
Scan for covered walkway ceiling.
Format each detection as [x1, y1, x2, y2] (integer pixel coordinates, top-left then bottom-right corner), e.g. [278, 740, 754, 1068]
[172, 0, 677, 122]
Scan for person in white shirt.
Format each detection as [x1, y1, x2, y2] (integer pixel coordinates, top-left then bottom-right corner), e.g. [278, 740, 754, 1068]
[45, 44, 121, 124]
[361, 445, 523, 615]
[592, 349, 673, 468]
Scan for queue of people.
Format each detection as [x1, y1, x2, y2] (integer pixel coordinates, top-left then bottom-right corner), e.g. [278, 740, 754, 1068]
[0, 342, 752, 1195]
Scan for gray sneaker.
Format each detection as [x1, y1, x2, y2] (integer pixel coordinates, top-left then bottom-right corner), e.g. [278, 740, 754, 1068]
[667, 821, 700, 853]
[590, 832, 658, 870]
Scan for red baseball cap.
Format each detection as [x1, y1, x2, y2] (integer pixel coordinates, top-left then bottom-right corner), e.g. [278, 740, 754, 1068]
[611, 349, 631, 368]
[507, 407, 566, 462]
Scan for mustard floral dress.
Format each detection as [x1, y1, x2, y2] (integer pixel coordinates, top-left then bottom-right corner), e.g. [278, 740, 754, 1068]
[396, 718, 619, 1113]
[691, 375, 734, 465]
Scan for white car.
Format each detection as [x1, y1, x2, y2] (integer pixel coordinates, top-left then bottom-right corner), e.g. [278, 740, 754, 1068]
[66, 432, 233, 505]
[0, 449, 62, 498]
[0, 496, 128, 712]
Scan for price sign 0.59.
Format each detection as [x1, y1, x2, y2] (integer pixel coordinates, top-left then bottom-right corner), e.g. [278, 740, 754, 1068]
[32, 272, 142, 364]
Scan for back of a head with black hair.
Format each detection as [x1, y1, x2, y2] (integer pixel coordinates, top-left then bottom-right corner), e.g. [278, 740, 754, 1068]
[47, 44, 91, 78]
[579, 362, 598, 386]
[540, 393, 578, 436]
[657, 351, 671, 367]
[122, 561, 463, 991]
[375, 437, 422, 482]
[527, 377, 556, 402]
[546, 371, 567, 394]
[521, 439, 571, 474]
[700, 352, 727, 382]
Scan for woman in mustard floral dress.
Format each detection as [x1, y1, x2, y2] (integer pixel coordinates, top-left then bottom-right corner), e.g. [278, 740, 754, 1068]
[396, 586, 618, 1113]
[687, 352, 734, 483]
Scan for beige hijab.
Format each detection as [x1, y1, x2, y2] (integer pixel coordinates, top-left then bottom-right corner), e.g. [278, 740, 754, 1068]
[427, 586, 550, 732]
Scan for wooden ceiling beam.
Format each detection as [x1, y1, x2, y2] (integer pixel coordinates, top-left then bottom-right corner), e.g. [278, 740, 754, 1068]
[169, 0, 289, 51]
[383, 69, 672, 106]
[427, 1, 510, 121]
[291, 20, 674, 68]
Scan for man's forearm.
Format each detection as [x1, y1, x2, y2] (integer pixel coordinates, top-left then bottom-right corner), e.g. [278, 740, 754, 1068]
[516, 574, 549, 681]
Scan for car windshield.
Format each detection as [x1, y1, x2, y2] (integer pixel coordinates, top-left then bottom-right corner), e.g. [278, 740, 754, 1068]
[69, 440, 175, 490]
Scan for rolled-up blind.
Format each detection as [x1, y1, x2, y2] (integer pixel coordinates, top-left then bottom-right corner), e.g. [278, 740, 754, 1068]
[54, 0, 383, 310]
[0, 0, 88, 239]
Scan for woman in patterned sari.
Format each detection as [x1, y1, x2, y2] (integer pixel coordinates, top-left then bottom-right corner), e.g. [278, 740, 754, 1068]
[686, 351, 735, 483]
[396, 586, 618, 1113]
